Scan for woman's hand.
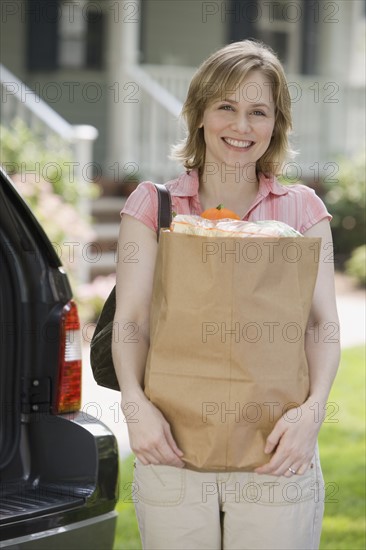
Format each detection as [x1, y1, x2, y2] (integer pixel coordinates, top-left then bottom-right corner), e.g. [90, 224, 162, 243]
[255, 220, 340, 478]
[122, 394, 185, 468]
[112, 215, 184, 468]
[254, 400, 324, 477]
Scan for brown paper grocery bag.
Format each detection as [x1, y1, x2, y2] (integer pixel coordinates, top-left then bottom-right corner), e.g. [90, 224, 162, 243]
[144, 231, 321, 471]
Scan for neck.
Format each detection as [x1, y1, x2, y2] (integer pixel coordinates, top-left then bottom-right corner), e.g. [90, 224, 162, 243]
[199, 162, 259, 211]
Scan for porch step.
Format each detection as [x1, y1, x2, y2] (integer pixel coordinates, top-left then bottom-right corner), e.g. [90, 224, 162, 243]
[92, 222, 120, 239]
[89, 180, 133, 278]
[91, 205, 121, 276]
[89, 252, 117, 279]
[92, 196, 126, 212]
[91, 196, 126, 224]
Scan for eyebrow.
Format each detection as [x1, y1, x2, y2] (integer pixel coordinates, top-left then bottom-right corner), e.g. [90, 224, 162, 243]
[218, 98, 271, 108]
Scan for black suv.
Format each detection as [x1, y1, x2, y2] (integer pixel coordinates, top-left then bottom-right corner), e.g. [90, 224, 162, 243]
[0, 168, 119, 549]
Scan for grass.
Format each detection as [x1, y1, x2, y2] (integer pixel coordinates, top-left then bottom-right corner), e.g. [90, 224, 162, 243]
[113, 346, 365, 550]
[113, 453, 142, 550]
[318, 345, 366, 549]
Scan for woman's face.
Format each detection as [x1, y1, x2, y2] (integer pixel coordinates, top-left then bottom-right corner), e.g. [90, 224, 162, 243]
[199, 70, 276, 172]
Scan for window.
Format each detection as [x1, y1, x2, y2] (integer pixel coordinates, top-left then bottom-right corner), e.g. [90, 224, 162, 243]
[227, 0, 315, 75]
[27, 0, 104, 71]
[58, 1, 87, 69]
[257, 0, 303, 73]
[58, 0, 104, 70]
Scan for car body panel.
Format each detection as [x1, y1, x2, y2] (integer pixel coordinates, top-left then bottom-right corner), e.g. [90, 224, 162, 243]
[1, 511, 117, 549]
[0, 168, 119, 548]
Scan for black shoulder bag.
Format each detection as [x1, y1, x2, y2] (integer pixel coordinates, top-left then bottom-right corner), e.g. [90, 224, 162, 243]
[90, 183, 172, 390]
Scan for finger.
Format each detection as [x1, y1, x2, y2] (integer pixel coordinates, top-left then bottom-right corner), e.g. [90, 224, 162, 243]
[256, 437, 293, 474]
[283, 463, 302, 478]
[164, 424, 184, 457]
[154, 435, 185, 467]
[260, 458, 295, 477]
[154, 449, 184, 467]
[133, 433, 184, 467]
[135, 450, 161, 466]
[295, 462, 312, 476]
[264, 422, 285, 454]
[157, 444, 185, 467]
[256, 447, 302, 476]
[255, 454, 287, 475]
[283, 458, 314, 477]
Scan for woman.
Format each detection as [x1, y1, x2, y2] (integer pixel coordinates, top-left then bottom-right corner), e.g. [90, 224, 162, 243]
[112, 40, 340, 550]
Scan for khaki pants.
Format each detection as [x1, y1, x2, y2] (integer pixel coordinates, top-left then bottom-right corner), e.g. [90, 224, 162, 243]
[133, 448, 324, 550]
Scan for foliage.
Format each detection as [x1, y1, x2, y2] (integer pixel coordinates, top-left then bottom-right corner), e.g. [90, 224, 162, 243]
[344, 245, 366, 287]
[0, 117, 108, 323]
[10, 174, 96, 291]
[0, 118, 99, 204]
[113, 346, 366, 550]
[323, 151, 366, 265]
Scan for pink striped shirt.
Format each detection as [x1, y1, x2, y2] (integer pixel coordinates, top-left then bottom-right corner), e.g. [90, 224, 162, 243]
[121, 170, 331, 234]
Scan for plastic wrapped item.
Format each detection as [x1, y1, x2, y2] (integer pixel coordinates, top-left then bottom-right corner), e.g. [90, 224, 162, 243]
[170, 215, 302, 238]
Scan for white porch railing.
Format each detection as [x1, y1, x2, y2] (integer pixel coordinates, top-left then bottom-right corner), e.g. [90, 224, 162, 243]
[0, 64, 98, 282]
[0, 64, 98, 182]
[142, 64, 366, 181]
[123, 65, 186, 182]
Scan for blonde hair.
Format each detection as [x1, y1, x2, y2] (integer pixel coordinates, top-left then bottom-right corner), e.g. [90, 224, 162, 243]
[171, 40, 293, 176]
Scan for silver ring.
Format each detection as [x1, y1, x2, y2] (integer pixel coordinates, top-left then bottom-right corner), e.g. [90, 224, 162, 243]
[288, 467, 297, 475]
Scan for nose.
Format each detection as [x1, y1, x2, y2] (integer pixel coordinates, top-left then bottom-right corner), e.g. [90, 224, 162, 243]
[232, 113, 251, 134]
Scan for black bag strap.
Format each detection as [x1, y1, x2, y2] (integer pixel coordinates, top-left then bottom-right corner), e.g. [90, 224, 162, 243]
[154, 183, 172, 238]
[90, 181, 172, 391]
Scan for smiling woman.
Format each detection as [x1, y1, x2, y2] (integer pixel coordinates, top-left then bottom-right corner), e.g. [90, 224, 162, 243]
[113, 39, 340, 550]
[198, 71, 275, 200]
[172, 40, 293, 181]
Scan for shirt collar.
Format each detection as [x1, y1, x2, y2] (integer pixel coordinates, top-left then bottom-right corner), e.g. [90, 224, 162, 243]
[257, 173, 289, 197]
[167, 169, 289, 198]
[167, 170, 200, 197]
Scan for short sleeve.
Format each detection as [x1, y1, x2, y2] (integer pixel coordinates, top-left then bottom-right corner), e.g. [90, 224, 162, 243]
[299, 186, 332, 233]
[120, 181, 159, 232]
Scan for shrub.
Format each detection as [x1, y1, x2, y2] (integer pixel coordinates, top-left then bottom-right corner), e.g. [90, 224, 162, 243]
[10, 173, 96, 290]
[345, 245, 366, 287]
[323, 151, 366, 265]
[0, 117, 105, 323]
[0, 118, 93, 204]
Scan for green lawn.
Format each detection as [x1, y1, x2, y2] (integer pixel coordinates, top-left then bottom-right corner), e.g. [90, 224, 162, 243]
[114, 453, 142, 550]
[318, 346, 365, 549]
[113, 346, 366, 550]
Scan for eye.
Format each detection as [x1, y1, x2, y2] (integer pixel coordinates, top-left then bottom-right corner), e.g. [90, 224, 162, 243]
[252, 110, 266, 116]
[219, 104, 234, 111]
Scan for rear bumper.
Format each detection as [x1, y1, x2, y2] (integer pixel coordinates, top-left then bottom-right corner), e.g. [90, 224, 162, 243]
[0, 510, 118, 549]
[0, 414, 119, 544]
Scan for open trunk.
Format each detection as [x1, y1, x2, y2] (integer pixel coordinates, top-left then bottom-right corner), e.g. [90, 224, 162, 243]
[0, 168, 118, 547]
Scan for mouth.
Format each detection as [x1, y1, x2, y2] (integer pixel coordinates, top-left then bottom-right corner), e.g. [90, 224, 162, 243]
[222, 138, 254, 150]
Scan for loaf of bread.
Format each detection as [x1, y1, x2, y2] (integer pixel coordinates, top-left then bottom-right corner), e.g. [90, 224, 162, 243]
[170, 215, 302, 238]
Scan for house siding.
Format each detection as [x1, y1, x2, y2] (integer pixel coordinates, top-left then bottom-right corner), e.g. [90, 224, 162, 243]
[1, 0, 364, 178]
[25, 71, 109, 173]
[0, 0, 109, 172]
[0, 0, 27, 76]
[141, 0, 226, 66]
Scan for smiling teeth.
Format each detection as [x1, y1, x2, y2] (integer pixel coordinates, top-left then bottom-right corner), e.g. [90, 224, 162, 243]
[225, 138, 252, 148]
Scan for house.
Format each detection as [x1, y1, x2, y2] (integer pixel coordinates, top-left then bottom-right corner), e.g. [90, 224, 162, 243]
[1, 0, 365, 181]
[1, 0, 365, 277]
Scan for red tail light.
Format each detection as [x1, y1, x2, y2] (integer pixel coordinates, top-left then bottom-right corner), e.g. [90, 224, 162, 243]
[55, 300, 82, 413]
